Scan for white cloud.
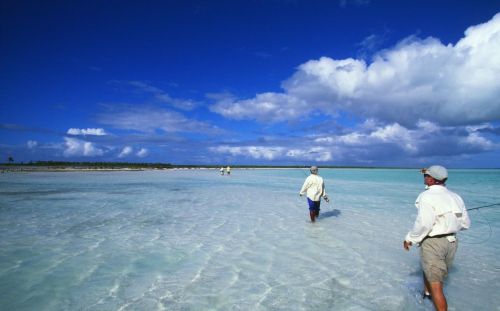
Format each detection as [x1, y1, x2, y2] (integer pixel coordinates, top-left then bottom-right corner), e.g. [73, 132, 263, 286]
[136, 148, 149, 158]
[209, 121, 498, 164]
[210, 145, 285, 160]
[316, 132, 364, 145]
[318, 120, 497, 156]
[313, 124, 419, 156]
[118, 146, 133, 158]
[463, 129, 496, 150]
[67, 128, 107, 136]
[209, 93, 309, 123]
[98, 106, 222, 135]
[210, 145, 334, 162]
[464, 133, 494, 149]
[286, 147, 333, 162]
[210, 13, 500, 126]
[369, 123, 417, 152]
[27, 140, 38, 149]
[416, 120, 440, 133]
[63, 137, 104, 157]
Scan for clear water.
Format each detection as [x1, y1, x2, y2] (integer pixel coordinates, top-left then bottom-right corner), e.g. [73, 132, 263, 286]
[0, 169, 499, 311]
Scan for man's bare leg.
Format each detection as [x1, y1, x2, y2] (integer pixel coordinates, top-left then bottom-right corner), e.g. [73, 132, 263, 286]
[309, 210, 316, 222]
[423, 273, 431, 297]
[428, 281, 447, 311]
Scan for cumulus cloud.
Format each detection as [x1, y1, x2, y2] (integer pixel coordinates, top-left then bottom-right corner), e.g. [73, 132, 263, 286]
[209, 120, 497, 164]
[315, 120, 497, 158]
[117, 146, 149, 158]
[209, 145, 286, 160]
[63, 137, 104, 157]
[118, 146, 133, 158]
[369, 123, 417, 152]
[67, 128, 107, 136]
[210, 93, 311, 123]
[209, 144, 334, 162]
[210, 13, 500, 126]
[286, 147, 334, 162]
[463, 132, 495, 150]
[136, 148, 149, 158]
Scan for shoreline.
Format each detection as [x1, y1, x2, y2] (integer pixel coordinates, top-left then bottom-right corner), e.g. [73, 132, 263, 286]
[0, 165, 391, 173]
[1, 165, 498, 173]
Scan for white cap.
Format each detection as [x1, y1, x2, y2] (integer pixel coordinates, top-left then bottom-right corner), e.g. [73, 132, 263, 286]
[422, 165, 448, 181]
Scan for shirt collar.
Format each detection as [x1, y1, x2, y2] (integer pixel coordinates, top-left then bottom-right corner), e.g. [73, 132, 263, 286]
[428, 184, 446, 191]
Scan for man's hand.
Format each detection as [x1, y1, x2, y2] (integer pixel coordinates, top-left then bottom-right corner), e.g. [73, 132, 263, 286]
[323, 196, 329, 203]
[403, 240, 412, 251]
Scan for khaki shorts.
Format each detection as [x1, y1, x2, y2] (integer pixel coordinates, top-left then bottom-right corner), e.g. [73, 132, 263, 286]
[420, 237, 458, 283]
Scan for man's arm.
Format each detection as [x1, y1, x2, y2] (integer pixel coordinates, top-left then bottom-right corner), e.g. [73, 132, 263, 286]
[404, 201, 435, 248]
[299, 177, 310, 196]
[459, 196, 471, 230]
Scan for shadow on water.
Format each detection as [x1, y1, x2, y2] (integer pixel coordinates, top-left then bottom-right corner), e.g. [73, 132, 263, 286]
[409, 269, 422, 277]
[319, 209, 341, 219]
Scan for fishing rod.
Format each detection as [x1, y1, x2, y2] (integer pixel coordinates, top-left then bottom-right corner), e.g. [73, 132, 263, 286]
[298, 167, 331, 204]
[467, 203, 500, 211]
[460, 202, 500, 245]
[299, 167, 309, 177]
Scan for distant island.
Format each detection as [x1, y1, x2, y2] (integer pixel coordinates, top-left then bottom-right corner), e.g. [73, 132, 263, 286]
[1, 161, 174, 172]
[0, 161, 390, 172]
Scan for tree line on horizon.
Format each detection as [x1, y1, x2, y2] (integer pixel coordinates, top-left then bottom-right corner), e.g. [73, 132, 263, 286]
[0, 160, 388, 169]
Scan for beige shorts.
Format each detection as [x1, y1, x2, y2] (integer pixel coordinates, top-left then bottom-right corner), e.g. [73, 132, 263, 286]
[420, 237, 458, 283]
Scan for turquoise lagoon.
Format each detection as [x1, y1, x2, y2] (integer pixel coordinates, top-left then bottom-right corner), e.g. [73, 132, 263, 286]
[0, 169, 499, 310]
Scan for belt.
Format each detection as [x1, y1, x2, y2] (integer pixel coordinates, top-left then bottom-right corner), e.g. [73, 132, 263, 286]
[428, 233, 455, 239]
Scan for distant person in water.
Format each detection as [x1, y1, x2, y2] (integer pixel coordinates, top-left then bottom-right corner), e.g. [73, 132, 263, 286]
[403, 165, 470, 311]
[220, 167, 225, 175]
[299, 166, 329, 222]
[226, 166, 231, 175]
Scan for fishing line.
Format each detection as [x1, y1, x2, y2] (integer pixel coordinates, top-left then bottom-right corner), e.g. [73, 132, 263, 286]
[459, 202, 500, 244]
[298, 168, 332, 208]
[299, 167, 309, 177]
[466, 202, 500, 211]
[461, 208, 493, 245]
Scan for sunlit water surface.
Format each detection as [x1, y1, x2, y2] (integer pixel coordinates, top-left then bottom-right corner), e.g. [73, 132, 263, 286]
[1, 169, 499, 310]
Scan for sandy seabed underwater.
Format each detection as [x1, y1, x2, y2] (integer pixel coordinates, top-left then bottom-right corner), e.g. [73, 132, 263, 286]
[0, 168, 499, 311]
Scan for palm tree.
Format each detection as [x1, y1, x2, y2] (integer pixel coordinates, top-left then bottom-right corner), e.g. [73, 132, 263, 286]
[8, 156, 14, 164]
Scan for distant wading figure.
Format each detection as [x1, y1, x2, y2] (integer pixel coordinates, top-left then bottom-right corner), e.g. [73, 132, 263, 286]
[226, 166, 231, 176]
[299, 166, 329, 222]
[220, 167, 225, 175]
[403, 165, 470, 311]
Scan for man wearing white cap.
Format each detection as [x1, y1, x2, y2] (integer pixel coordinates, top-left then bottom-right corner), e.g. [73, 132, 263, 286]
[403, 165, 470, 311]
[299, 166, 329, 222]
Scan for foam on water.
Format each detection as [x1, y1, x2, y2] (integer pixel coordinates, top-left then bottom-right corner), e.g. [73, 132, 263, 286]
[0, 169, 499, 310]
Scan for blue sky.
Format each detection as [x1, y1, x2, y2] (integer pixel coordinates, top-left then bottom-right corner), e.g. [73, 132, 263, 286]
[1, 0, 500, 167]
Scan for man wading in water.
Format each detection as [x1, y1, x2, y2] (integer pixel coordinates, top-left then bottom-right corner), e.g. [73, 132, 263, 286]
[299, 166, 329, 222]
[403, 165, 470, 311]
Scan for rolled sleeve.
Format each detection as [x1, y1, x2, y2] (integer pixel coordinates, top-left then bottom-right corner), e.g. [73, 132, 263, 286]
[405, 201, 435, 244]
[299, 178, 310, 196]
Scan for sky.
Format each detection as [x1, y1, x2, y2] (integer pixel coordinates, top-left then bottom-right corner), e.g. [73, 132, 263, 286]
[1, 0, 500, 167]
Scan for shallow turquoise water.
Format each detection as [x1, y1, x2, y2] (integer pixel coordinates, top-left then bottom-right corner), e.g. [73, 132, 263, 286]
[0, 169, 499, 310]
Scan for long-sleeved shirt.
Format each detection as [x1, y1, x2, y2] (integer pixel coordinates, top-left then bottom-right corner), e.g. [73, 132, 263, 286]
[299, 174, 327, 201]
[405, 185, 471, 244]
